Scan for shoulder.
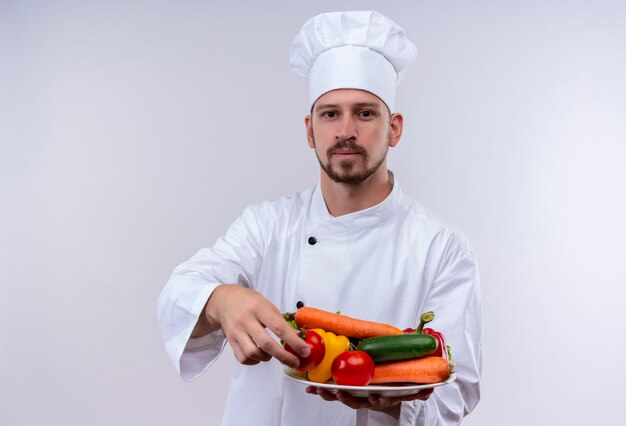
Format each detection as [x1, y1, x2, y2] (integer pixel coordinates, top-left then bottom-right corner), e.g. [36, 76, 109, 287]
[395, 190, 476, 261]
[241, 187, 315, 222]
[224, 188, 314, 248]
[245, 187, 315, 215]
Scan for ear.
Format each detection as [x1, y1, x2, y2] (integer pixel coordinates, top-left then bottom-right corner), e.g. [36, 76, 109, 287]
[305, 115, 315, 148]
[388, 113, 403, 148]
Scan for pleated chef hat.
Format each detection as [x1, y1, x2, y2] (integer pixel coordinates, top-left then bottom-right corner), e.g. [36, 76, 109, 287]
[290, 10, 418, 111]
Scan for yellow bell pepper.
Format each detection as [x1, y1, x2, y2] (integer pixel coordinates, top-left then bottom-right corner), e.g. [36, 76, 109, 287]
[307, 329, 351, 383]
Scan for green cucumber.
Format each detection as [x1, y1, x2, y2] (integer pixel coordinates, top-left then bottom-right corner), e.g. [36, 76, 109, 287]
[356, 333, 438, 363]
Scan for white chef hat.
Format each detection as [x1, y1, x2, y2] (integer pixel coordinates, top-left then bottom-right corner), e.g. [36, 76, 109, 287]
[290, 10, 418, 112]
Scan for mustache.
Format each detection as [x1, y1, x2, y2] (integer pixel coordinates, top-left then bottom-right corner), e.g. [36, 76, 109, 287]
[327, 139, 367, 157]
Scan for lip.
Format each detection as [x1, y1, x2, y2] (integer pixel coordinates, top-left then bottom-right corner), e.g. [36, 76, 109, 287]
[332, 151, 360, 156]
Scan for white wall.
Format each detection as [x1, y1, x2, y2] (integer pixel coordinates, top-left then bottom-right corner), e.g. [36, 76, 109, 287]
[2, 1, 625, 425]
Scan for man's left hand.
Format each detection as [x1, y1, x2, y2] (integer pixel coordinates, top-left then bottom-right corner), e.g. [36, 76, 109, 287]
[305, 385, 433, 417]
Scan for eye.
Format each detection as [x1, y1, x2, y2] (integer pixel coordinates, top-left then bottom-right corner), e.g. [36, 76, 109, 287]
[358, 110, 375, 119]
[321, 111, 338, 119]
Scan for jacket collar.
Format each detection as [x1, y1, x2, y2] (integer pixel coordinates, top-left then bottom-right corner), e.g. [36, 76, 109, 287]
[309, 171, 401, 230]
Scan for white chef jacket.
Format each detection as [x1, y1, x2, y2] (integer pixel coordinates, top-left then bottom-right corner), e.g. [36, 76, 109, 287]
[156, 174, 483, 425]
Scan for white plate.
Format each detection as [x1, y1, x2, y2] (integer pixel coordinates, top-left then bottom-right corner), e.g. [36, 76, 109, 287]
[284, 368, 456, 397]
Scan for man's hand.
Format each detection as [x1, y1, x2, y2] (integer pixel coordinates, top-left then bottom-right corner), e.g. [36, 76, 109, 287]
[305, 386, 434, 418]
[194, 284, 310, 368]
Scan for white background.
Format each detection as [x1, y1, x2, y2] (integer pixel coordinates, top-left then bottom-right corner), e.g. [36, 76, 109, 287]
[2, 1, 625, 425]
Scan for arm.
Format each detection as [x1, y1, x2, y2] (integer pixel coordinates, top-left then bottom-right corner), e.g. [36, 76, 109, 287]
[401, 231, 483, 425]
[156, 206, 308, 381]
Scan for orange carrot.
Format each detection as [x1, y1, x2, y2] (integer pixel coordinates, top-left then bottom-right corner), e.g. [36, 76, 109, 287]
[294, 307, 403, 339]
[370, 356, 451, 384]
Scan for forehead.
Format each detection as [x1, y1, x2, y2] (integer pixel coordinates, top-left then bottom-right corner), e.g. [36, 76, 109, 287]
[313, 89, 387, 110]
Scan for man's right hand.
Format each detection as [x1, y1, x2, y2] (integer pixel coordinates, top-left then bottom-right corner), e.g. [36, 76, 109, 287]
[193, 284, 310, 368]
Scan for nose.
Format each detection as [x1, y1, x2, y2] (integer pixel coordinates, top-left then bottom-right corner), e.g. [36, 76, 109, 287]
[336, 115, 357, 141]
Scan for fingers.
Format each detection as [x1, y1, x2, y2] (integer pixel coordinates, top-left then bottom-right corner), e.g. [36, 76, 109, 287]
[306, 387, 369, 409]
[307, 386, 339, 402]
[252, 324, 301, 368]
[212, 285, 303, 367]
[226, 319, 300, 367]
[397, 388, 434, 402]
[334, 392, 404, 411]
[306, 387, 435, 411]
[226, 327, 271, 365]
[335, 392, 372, 410]
[308, 387, 374, 410]
[262, 309, 311, 358]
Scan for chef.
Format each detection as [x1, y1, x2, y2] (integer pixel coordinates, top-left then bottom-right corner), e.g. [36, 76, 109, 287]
[157, 10, 482, 426]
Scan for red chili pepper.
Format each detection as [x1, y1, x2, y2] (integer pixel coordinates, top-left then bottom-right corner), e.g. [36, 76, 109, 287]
[422, 327, 448, 360]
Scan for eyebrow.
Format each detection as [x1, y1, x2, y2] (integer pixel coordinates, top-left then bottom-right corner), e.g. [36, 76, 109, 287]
[314, 102, 383, 112]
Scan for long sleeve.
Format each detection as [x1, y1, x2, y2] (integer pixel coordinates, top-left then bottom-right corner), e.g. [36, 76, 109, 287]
[156, 206, 266, 381]
[401, 230, 483, 425]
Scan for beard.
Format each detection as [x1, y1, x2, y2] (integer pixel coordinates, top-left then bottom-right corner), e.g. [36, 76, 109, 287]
[315, 138, 388, 185]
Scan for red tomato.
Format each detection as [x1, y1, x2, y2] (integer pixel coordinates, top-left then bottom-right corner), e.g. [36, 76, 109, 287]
[284, 330, 325, 372]
[331, 350, 375, 386]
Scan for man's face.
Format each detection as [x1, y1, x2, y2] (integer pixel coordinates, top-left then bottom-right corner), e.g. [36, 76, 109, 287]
[305, 89, 401, 185]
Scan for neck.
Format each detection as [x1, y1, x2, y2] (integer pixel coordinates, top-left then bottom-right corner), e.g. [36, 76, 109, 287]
[320, 165, 393, 217]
